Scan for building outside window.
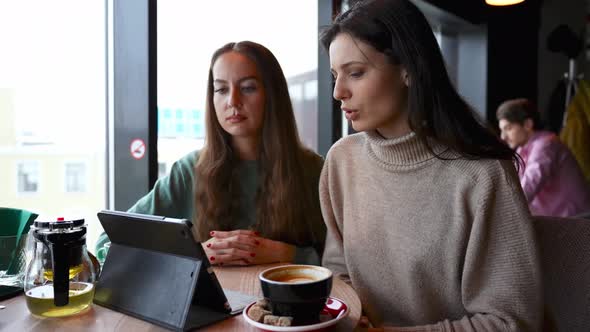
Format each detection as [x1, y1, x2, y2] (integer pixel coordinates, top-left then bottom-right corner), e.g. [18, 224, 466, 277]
[157, 1, 318, 178]
[158, 162, 168, 179]
[0, 1, 107, 250]
[158, 108, 205, 139]
[64, 162, 87, 193]
[17, 161, 40, 193]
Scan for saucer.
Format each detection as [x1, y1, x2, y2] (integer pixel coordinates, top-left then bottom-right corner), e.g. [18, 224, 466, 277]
[242, 296, 349, 332]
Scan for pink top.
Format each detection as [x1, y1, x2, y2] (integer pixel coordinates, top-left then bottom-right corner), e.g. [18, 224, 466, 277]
[517, 131, 590, 217]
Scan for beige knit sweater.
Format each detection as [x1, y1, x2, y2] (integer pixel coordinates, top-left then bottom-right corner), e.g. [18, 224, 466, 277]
[320, 131, 542, 331]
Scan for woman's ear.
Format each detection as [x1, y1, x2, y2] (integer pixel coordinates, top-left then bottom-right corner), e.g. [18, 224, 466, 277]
[401, 68, 410, 87]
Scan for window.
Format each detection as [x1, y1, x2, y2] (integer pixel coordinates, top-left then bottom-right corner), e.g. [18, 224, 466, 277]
[303, 80, 318, 100]
[289, 84, 303, 102]
[17, 161, 40, 194]
[0, 1, 107, 251]
[64, 162, 87, 193]
[158, 162, 167, 179]
[157, 1, 319, 177]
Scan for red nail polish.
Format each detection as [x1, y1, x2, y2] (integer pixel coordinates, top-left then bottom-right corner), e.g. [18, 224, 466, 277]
[206, 243, 211, 248]
[210, 256, 215, 261]
[210, 231, 215, 236]
[250, 253, 256, 257]
[254, 240, 260, 245]
[254, 231, 260, 236]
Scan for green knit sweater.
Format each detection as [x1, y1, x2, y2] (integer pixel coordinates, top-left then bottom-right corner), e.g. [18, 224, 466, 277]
[96, 151, 325, 265]
[97, 150, 325, 265]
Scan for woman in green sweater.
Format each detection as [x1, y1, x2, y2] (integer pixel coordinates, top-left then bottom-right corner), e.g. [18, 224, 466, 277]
[320, 0, 541, 331]
[97, 41, 325, 266]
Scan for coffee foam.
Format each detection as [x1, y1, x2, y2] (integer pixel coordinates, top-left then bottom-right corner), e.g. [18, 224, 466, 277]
[264, 266, 330, 283]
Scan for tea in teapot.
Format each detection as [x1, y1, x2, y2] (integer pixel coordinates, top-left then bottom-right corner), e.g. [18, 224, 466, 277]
[24, 217, 96, 317]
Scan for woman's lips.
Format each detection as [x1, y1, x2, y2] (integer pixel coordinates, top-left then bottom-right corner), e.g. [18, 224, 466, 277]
[342, 108, 359, 121]
[226, 114, 246, 123]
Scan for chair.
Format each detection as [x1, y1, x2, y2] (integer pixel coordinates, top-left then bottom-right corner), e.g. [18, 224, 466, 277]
[574, 211, 590, 220]
[534, 216, 590, 332]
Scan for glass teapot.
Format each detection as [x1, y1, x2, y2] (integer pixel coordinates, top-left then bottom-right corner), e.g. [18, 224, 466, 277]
[24, 217, 97, 317]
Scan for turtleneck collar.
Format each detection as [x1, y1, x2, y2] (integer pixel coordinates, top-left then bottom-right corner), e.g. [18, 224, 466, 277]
[364, 130, 448, 170]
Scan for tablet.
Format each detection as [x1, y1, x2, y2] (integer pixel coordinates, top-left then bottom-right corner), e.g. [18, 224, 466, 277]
[94, 210, 254, 331]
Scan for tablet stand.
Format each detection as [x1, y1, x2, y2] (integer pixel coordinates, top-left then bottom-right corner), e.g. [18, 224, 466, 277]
[94, 243, 231, 331]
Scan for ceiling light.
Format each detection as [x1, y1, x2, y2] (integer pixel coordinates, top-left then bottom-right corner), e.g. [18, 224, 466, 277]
[485, 0, 525, 6]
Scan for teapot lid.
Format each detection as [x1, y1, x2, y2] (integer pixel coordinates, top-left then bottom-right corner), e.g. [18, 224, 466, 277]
[34, 217, 85, 231]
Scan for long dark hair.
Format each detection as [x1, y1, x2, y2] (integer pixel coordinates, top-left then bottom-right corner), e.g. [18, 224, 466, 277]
[194, 41, 324, 248]
[321, 0, 519, 165]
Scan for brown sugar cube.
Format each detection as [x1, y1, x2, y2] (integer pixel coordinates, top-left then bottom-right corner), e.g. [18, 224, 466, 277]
[263, 315, 280, 326]
[255, 299, 269, 309]
[277, 316, 293, 327]
[248, 305, 271, 322]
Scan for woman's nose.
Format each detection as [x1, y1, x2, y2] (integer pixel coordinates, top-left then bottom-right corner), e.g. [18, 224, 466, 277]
[228, 88, 242, 108]
[333, 78, 349, 101]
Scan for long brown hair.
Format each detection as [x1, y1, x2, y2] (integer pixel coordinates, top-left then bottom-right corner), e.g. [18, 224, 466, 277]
[194, 41, 324, 249]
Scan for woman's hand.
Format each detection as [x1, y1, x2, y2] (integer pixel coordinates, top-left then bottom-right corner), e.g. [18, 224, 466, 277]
[202, 229, 295, 266]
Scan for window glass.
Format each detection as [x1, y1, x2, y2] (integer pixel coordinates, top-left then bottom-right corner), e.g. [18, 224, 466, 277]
[157, 0, 319, 176]
[0, 1, 107, 251]
[65, 162, 87, 193]
[158, 162, 168, 179]
[304, 80, 318, 100]
[17, 161, 40, 194]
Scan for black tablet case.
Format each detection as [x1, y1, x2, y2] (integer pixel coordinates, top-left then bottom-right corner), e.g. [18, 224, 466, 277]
[94, 210, 231, 331]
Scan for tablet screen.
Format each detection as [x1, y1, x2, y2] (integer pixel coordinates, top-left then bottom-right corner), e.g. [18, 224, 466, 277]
[97, 210, 203, 258]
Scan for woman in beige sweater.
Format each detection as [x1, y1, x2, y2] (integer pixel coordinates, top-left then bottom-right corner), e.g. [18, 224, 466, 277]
[320, 0, 542, 331]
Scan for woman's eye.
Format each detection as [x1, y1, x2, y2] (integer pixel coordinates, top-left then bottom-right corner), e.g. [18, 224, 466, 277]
[350, 71, 364, 78]
[241, 86, 257, 93]
[214, 87, 227, 94]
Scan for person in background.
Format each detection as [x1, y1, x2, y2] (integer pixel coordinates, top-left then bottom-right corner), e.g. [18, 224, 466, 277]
[497, 98, 590, 217]
[96, 41, 325, 266]
[319, 0, 541, 330]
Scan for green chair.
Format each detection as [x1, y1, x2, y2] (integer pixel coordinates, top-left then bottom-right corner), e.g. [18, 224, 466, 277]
[0, 207, 38, 288]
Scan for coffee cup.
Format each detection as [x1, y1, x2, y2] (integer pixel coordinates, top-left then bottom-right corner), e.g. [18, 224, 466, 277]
[259, 265, 332, 325]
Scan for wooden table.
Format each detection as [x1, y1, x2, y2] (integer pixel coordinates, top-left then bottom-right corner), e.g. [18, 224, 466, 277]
[0, 264, 361, 331]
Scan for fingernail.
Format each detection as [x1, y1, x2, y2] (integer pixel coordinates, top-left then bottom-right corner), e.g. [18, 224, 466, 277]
[210, 231, 215, 236]
[254, 240, 260, 245]
[254, 231, 260, 236]
[210, 256, 215, 261]
[206, 243, 211, 248]
[250, 252, 256, 257]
